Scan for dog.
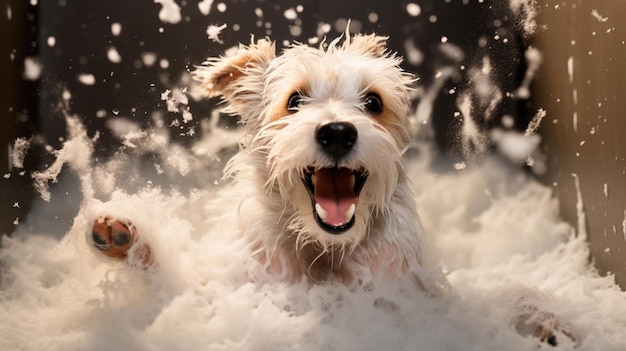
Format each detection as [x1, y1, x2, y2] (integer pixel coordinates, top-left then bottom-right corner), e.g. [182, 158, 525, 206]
[90, 33, 573, 346]
[92, 33, 447, 291]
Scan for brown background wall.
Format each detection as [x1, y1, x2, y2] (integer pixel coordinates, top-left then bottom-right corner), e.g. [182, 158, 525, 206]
[533, 1, 626, 288]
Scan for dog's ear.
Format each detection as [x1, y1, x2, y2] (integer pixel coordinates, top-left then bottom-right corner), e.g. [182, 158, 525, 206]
[346, 34, 389, 57]
[193, 39, 276, 115]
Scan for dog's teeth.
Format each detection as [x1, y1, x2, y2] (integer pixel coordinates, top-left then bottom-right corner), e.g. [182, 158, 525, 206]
[345, 203, 355, 220]
[315, 203, 328, 220]
[311, 174, 317, 185]
[351, 174, 356, 187]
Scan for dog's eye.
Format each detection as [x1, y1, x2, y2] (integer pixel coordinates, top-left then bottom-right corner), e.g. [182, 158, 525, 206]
[287, 93, 304, 113]
[363, 93, 383, 114]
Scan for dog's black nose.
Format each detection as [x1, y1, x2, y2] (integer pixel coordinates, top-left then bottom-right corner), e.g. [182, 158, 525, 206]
[316, 122, 358, 161]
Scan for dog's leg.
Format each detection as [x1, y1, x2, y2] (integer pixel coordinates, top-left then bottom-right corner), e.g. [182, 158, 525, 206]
[91, 216, 152, 268]
[513, 304, 576, 347]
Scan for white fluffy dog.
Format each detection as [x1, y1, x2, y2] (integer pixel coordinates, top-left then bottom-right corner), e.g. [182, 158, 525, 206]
[197, 33, 449, 289]
[90, 33, 575, 346]
[92, 33, 448, 293]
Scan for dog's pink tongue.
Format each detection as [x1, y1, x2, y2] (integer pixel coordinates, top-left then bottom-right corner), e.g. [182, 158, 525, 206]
[314, 168, 356, 227]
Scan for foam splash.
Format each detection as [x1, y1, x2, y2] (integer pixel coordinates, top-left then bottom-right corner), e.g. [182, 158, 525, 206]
[206, 24, 227, 44]
[31, 114, 94, 202]
[2, 103, 626, 350]
[3, 1, 626, 349]
[198, 0, 214, 16]
[10, 138, 30, 170]
[509, 0, 540, 36]
[153, 0, 181, 24]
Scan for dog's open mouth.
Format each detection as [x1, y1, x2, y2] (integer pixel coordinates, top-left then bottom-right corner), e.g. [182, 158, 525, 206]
[302, 167, 368, 234]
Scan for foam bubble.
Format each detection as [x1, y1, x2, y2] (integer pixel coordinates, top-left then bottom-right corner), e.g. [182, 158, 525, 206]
[77, 73, 96, 85]
[153, 0, 181, 24]
[22, 57, 42, 80]
[406, 3, 422, 17]
[198, 0, 213, 15]
[111, 22, 122, 36]
[107, 47, 122, 63]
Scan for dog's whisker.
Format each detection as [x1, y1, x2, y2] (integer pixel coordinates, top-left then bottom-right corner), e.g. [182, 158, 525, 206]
[339, 245, 348, 266]
[294, 231, 310, 252]
[307, 249, 327, 277]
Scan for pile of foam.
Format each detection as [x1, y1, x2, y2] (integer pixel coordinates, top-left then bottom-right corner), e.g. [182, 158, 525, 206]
[1, 110, 626, 350]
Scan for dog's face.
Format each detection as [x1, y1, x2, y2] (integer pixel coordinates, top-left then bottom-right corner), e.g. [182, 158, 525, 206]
[194, 34, 414, 251]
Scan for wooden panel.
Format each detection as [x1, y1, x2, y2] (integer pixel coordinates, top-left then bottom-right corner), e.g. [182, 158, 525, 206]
[533, 1, 626, 288]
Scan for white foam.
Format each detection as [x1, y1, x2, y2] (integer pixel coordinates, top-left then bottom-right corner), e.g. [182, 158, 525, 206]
[198, 0, 214, 16]
[591, 9, 608, 23]
[283, 8, 298, 20]
[10, 137, 30, 170]
[107, 47, 122, 63]
[78, 73, 96, 85]
[111, 22, 122, 36]
[22, 57, 42, 80]
[406, 3, 421, 17]
[509, 0, 539, 36]
[2, 107, 625, 350]
[153, 0, 181, 24]
[206, 24, 227, 44]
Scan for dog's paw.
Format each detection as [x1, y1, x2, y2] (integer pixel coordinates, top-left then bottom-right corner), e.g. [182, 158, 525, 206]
[91, 216, 137, 259]
[514, 305, 576, 348]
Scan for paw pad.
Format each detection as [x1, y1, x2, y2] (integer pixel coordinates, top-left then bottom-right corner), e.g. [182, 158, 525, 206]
[91, 217, 136, 259]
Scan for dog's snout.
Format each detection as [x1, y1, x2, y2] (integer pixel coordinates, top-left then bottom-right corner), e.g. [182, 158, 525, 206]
[316, 122, 358, 161]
